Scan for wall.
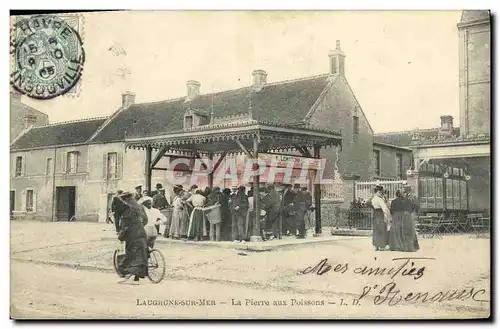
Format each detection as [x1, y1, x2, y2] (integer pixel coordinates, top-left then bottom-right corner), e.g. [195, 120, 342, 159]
[88, 142, 176, 222]
[458, 20, 490, 136]
[467, 156, 490, 211]
[308, 76, 374, 181]
[10, 97, 49, 143]
[10, 145, 90, 221]
[372, 143, 412, 180]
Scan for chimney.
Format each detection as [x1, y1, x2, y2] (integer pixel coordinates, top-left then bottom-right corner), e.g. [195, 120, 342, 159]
[186, 80, 201, 101]
[438, 115, 454, 138]
[121, 91, 136, 109]
[328, 40, 346, 76]
[252, 69, 267, 91]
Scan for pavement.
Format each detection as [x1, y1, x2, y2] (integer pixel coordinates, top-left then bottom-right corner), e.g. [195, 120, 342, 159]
[10, 220, 491, 319]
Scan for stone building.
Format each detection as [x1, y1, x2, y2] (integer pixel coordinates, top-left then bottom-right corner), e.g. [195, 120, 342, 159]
[10, 93, 49, 143]
[9, 43, 412, 222]
[373, 10, 491, 215]
[458, 10, 491, 136]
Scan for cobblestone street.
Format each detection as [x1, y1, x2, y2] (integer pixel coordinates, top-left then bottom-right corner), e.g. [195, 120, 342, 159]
[10, 221, 490, 319]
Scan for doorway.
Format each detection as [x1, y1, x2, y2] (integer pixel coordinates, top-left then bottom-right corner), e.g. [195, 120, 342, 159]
[10, 191, 15, 217]
[56, 186, 76, 221]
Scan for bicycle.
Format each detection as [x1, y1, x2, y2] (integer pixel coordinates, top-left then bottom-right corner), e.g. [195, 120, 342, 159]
[113, 242, 166, 284]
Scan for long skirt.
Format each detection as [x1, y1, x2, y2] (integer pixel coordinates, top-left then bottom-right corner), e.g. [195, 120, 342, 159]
[372, 209, 389, 248]
[188, 208, 204, 239]
[118, 237, 148, 278]
[170, 208, 183, 238]
[389, 211, 420, 252]
[178, 209, 189, 237]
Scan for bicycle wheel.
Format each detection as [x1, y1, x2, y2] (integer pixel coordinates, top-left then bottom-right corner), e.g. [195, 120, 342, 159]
[147, 249, 166, 284]
[113, 249, 121, 276]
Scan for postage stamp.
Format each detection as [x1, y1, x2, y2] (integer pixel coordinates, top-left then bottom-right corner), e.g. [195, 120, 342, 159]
[10, 14, 85, 100]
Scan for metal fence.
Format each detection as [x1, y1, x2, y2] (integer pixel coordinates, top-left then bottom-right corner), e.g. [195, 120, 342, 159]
[345, 207, 374, 230]
[355, 179, 406, 202]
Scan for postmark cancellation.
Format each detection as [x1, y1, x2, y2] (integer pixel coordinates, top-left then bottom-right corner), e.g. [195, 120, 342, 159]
[10, 14, 85, 100]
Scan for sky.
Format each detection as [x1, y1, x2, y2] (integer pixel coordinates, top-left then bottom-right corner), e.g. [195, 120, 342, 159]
[18, 10, 462, 133]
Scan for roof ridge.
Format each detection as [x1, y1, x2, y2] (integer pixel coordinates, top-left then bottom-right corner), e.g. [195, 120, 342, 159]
[33, 116, 108, 129]
[374, 127, 440, 136]
[132, 73, 330, 107]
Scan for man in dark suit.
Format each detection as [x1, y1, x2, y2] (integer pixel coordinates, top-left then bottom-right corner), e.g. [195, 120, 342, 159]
[282, 184, 296, 236]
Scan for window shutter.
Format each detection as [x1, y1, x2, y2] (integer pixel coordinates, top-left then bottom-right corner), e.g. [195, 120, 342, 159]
[22, 155, 27, 176]
[102, 153, 108, 180]
[33, 190, 37, 212]
[21, 190, 26, 211]
[76, 151, 80, 173]
[117, 152, 123, 179]
[61, 152, 67, 173]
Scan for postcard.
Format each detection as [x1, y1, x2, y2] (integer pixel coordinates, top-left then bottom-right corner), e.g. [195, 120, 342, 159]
[9, 10, 491, 320]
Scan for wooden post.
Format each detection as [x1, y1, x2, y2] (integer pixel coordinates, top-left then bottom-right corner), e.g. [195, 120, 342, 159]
[250, 137, 262, 242]
[313, 145, 322, 236]
[145, 146, 152, 193]
[207, 152, 214, 188]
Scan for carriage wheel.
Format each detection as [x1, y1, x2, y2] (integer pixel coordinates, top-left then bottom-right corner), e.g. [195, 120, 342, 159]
[147, 249, 166, 284]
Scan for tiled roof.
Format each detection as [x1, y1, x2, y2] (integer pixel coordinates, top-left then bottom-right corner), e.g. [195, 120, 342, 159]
[92, 74, 331, 142]
[374, 127, 460, 147]
[460, 10, 490, 23]
[10, 118, 108, 151]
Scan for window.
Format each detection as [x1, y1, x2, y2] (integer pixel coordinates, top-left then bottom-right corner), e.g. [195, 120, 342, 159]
[396, 154, 403, 179]
[66, 152, 78, 174]
[435, 178, 443, 208]
[185, 115, 193, 129]
[46, 158, 53, 175]
[103, 152, 122, 180]
[373, 150, 380, 176]
[26, 190, 34, 212]
[353, 116, 359, 136]
[15, 156, 23, 177]
[107, 152, 118, 179]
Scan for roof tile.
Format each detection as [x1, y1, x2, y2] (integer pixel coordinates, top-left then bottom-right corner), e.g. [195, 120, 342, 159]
[92, 74, 331, 142]
[11, 118, 107, 150]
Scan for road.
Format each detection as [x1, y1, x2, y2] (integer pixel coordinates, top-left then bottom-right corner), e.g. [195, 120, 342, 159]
[10, 221, 491, 319]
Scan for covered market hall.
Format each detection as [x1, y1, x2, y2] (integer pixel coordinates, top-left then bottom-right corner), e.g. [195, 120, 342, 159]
[125, 113, 343, 242]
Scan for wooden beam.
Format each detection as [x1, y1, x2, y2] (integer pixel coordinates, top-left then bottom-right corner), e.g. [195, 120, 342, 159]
[294, 144, 312, 158]
[251, 137, 262, 242]
[235, 139, 254, 158]
[151, 145, 169, 169]
[313, 145, 322, 236]
[145, 146, 153, 193]
[213, 151, 228, 173]
[207, 152, 214, 188]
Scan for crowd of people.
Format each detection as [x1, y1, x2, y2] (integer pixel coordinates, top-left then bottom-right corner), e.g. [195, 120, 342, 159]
[110, 183, 316, 243]
[110, 182, 315, 284]
[371, 183, 420, 252]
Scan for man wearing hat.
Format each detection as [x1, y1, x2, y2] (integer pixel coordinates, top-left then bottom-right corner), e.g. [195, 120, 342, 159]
[134, 185, 143, 201]
[111, 189, 127, 233]
[151, 183, 163, 197]
[231, 185, 249, 242]
[282, 184, 296, 236]
[293, 184, 308, 239]
[403, 183, 420, 222]
[152, 187, 169, 235]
